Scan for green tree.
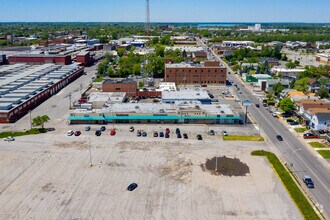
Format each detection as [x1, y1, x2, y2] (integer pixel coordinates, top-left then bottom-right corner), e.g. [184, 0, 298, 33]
[279, 98, 295, 113]
[273, 82, 285, 97]
[155, 45, 165, 57]
[116, 48, 126, 57]
[152, 37, 159, 44]
[285, 61, 298, 69]
[316, 87, 330, 99]
[294, 78, 309, 92]
[32, 115, 50, 129]
[138, 81, 144, 89]
[107, 67, 115, 77]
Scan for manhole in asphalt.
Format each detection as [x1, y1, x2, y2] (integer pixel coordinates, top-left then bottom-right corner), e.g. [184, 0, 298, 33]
[201, 156, 250, 176]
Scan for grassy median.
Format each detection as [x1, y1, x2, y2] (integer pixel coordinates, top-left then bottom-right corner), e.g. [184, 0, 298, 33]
[223, 135, 264, 141]
[0, 128, 47, 139]
[309, 142, 328, 149]
[251, 150, 320, 220]
[317, 150, 330, 158]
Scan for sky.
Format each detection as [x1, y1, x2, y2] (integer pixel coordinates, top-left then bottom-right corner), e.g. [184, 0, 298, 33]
[0, 0, 329, 23]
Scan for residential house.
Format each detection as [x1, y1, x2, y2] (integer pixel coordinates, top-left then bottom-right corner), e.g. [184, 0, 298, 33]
[266, 79, 290, 93]
[310, 113, 330, 130]
[309, 77, 330, 93]
[259, 58, 281, 66]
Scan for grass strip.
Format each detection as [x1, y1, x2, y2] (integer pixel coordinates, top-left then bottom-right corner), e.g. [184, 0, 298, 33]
[223, 135, 264, 141]
[0, 128, 47, 138]
[309, 142, 327, 149]
[251, 150, 320, 220]
[317, 150, 330, 158]
[294, 128, 308, 133]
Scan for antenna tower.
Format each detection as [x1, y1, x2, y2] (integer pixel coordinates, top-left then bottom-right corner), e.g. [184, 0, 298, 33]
[145, 0, 150, 35]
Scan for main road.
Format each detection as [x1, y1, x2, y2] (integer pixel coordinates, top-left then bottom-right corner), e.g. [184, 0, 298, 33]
[198, 39, 330, 219]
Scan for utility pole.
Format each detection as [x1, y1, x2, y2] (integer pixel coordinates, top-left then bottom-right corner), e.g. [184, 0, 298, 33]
[89, 137, 93, 167]
[80, 83, 83, 97]
[245, 105, 248, 124]
[68, 93, 72, 109]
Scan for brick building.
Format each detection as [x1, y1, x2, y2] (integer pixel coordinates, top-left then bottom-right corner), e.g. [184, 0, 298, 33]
[76, 51, 92, 66]
[8, 54, 72, 65]
[165, 61, 227, 85]
[102, 79, 137, 97]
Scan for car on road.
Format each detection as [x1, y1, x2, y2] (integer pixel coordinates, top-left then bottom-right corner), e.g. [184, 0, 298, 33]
[159, 132, 164, 137]
[183, 133, 188, 139]
[221, 130, 228, 136]
[110, 129, 116, 136]
[127, 183, 138, 191]
[276, 135, 283, 141]
[85, 126, 91, 131]
[197, 134, 203, 140]
[303, 133, 319, 139]
[100, 126, 106, 132]
[129, 126, 134, 132]
[177, 133, 182, 138]
[4, 136, 15, 141]
[303, 175, 314, 188]
[67, 130, 74, 136]
[255, 104, 260, 108]
[153, 131, 158, 137]
[209, 130, 215, 136]
[74, 131, 81, 136]
[95, 130, 101, 136]
[165, 133, 170, 138]
[142, 131, 147, 137]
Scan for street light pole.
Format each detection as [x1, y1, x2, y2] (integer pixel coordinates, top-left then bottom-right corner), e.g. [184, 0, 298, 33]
[291, 148, 302, 168]
[215, 141, 218, 172]
[89, 137, 93, 167]
[29, 110, 32, 130]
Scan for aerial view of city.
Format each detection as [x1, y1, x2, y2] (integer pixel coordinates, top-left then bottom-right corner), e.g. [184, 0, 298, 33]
[0, 0, 329, 219]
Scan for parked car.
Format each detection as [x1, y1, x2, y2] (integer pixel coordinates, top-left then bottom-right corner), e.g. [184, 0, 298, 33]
[286, 119, 294, 123]
[95, 130, 101, 136]
[197, 134, 203, 140]
[282, 113, 293, 118]
[129, 126, 134, 132]
[303, 133, 319, 139]
[175, 128, 181, 134]
[85, 126, 91, 131]
[137, 130, 142, 137]
[110, 129, 116, 136]
[67, 130, 74, 136]
[303, 175, 315, 188]
[74, 131, 81, 136]
[255, 104, 260, 108]
[276, 135, 283, 141]
[183, 133, 188, 139]
[127, 183, 138, 191]
[4, 136, 15, 141]
[177, 133, 182, 138]
[262, 103, 267, 107]
[165, 133, 170, 138]
[290, 121, 299, 126]
[142, 131, 147, 137]
[159, 132, 164, 137]
[209, 130, 215, 136]
[318, 130, 327, 134]
[221, 130, 228, 136]
[153, 131, 158, 137]
[165, 128, 170, 134]
[100, 126, 106, 132]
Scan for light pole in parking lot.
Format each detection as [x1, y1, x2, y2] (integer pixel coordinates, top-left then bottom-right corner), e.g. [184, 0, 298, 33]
[89, 137, 93, 167]
[29, 110, 32, 130]
[215, 141, 219, 173]
[291, 148, 302, 168]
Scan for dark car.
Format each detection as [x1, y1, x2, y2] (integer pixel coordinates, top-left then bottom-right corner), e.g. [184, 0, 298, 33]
[209, 130, 215, 136]
[183, 133, 188, 139]
[127, 183, 138, 191]
[142, 131, 147, 137]
[175, 128, 181, 134]
[95, 130, 102, 136]
[165, 133, 170, 138]
[85, 126, 91, 131]
[303, 175, 314, 188]
[276, 135, 283, 141]
[74, 131, 81, 136]
[282, 113, 293, 118]
[290, 121, 299, 126]
[286, 119, 294, 123]
[255, 104, 260, 108]
[303, 133, 319, 139]
[177, 133, 182, 138]
[159, 132, 164, 137]
[100, 126, 106, 132]
[197, 134, 203, 140]
[153, 131, 158, 137]
[318, 130, 326, 134]
[137, 130, 142, 137]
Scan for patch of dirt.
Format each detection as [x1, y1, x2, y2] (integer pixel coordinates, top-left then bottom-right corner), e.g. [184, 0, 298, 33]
[42, 183, 54, 192]
[107, 161, 126, 167]
[116, 141, 153, 151]
[201, 156, 250, 177]
[158, 158, 193, 183]
[55, 141, 89, 149]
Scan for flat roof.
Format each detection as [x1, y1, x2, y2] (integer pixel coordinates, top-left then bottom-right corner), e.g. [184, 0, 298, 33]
[162, 88, 210, 101]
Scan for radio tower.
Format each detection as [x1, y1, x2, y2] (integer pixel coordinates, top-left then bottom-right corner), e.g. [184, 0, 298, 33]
[145, 0, 150, 35]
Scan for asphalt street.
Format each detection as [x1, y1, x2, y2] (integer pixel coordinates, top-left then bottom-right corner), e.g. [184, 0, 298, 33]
[198, 39, 329, 218]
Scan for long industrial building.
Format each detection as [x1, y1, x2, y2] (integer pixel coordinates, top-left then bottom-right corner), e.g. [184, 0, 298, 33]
[0, 64, 84, 123]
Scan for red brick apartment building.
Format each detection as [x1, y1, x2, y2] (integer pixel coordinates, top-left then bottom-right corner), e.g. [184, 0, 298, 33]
[102, 79, 137, 97]
[165, 61, 227, 85]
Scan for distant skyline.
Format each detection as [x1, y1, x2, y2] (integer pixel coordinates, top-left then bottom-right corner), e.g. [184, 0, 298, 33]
[0, 0, 330, 23]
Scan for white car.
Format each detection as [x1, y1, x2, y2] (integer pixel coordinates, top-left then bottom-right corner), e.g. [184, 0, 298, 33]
[4, 136, 15, 141]
[67, 130, 74, 136]
[222, 130, 228, 136]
